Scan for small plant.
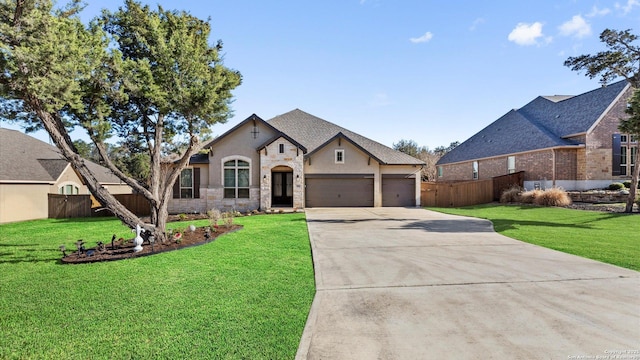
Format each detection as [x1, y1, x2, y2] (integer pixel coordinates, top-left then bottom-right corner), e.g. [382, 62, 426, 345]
[221, 211, 235, 227]
[535, 187, 572, 207]
[623, 181, 632, 189]
[178, 213, 188, 221]
[278, 209, 284, 214]
[251, 209, 259, 215]
[500, 186, 522, 203]
[173, 232, 183, 243]
[608, 182, 625, 190]
[207, 209, 221, 228]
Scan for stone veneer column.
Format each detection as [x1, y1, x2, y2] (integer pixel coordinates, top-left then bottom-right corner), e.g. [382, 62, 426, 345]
[259, 139, 305, 210]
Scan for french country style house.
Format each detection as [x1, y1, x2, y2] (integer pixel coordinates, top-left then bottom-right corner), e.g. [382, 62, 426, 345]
[169, 109, 425, 213]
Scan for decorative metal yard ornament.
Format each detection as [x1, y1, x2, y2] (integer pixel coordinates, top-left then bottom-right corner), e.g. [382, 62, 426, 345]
[133, 224, 144, 252]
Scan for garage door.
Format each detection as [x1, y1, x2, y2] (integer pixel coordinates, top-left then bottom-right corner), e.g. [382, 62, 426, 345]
[382, 175, 415, 207]
[305, 174, 374, 207]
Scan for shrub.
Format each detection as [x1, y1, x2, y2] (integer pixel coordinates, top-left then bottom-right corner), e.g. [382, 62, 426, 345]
[520, 189, 543, 204]
[207, 209, 221, 228]
[500, 186, 522, 203]
[608, 182, 625, 190]
[178, 213, 187, 221]
[534, 188, 572, 207]
[622, 181, 632, 189]
[221, 211, 235, 227]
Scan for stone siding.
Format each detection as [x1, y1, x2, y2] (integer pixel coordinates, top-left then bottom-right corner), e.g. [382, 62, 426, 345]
[259, 138, 305, 210]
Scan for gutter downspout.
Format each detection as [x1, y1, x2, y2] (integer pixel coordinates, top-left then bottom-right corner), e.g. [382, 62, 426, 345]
[552, 149, 556, 187]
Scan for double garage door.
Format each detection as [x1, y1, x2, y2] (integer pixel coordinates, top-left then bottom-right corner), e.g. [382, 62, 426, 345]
[305, 174, 415, 207]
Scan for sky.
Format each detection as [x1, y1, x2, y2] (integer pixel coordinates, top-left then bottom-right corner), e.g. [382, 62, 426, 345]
[2, 0, 639, 150]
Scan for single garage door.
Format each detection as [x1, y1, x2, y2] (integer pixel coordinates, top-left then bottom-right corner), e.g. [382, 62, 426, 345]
[382, 175, 416, 207]
[305, 174, 374, 207]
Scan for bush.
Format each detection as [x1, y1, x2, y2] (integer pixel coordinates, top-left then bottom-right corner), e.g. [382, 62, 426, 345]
[500, 186, 522, 203]
[608, 182, 625, 190]
[622, 181, 632, 189]
[534, 188, 572, 207]
[207, 209, 221, 228]
[221, 211, 235, 227]
[520, 189, 543, 204]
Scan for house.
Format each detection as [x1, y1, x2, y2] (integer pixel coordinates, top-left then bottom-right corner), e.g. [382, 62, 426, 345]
[169, 109, 424, 213]
[0, 128, 132, 224]
[436, 80, 636, 191]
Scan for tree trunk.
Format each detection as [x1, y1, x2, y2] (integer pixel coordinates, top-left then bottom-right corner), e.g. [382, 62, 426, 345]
[625, 151, 640, 212]
[32, 102, 144, 230]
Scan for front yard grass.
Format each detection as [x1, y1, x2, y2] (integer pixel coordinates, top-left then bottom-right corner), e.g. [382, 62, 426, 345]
[0, 213, 315, 359]
[428, 204, 640, 271]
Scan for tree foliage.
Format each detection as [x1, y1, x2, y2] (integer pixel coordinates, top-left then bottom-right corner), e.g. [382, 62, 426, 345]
[564, 28, 640, 212]
[0, 0, 241, 237]
[393, 139, 458, 181]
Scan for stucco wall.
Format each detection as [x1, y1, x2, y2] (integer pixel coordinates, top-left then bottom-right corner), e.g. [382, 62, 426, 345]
[0, 183, 50, 224]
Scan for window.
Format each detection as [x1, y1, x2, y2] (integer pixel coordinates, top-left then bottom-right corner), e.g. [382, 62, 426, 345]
[224, 159, 250, 198]
[621, 147, 628, 175]
[279, 143, 285, 154]
[507, 156, 516, 174]
[173, 168, 200, 199]
[621, 135, 628, 143]
[472, 161, 479, 180]
[59, 184, 79, 195]
[437, 166, 443, 178]
[335, 149, 344, 164]
[180, 168, 193, 198]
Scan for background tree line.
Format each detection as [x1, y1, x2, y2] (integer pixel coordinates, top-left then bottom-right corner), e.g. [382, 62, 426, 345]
[392, 139, 459, 181]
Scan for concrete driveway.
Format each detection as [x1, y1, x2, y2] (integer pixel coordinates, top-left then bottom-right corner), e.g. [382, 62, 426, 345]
[296, 207, 639, 359]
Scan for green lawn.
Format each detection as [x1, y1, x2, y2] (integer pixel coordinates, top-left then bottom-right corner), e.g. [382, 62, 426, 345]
[0, 213, 315, 359]
[428, 204, 640, 271]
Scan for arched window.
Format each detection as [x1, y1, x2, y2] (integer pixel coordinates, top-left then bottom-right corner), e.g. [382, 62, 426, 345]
[223, 159, 250, 198]
[58, 184, 79, 195]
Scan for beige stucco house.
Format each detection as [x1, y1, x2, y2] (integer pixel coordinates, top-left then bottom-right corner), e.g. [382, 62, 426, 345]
[169, 109, 424, 213]
[436, 80, 635, 190]
[0, 128, 132, 224]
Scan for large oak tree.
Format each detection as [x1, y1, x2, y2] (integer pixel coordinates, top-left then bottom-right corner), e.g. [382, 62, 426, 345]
[565, 28, 640, 212]
[0, 0, 241, 239]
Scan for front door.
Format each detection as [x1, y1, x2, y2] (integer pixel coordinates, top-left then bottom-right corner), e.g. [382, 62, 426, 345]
[272, 172, 293, 206]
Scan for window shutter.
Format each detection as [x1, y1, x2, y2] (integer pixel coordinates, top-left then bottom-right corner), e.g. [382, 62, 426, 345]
[612, 134, 622, 176]
[194, 168, 200, 199]
[173, 174, 180, 199]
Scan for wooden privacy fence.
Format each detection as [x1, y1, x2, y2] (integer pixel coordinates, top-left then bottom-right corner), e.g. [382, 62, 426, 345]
[48, 193, 151, 219]
[421, 171, 524, 208]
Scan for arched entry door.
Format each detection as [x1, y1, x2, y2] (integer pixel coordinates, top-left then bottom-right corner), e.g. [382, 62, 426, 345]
[272, 166, 293, 206]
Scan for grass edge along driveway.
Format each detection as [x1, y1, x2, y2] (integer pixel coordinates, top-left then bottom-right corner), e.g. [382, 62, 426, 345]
[0, 213, 315, 359]
[428, 204, 639, 271]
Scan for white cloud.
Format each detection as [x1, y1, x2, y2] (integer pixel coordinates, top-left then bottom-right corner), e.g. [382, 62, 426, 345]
[409, 31, 434, 44]
[615, 0, 640, 14]
[469, 18, 485, 31]
[586, 5, 611, 17]
[559, 15, 591, 38]
[508, 22, 547, 46]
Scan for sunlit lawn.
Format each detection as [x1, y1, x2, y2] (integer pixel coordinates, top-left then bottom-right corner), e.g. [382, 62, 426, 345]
[0, 213, 315, 359]
[428, 204, 640, 271]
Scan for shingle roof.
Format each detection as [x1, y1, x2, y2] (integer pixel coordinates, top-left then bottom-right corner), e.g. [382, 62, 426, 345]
[0, 128, 123, 184]
[438, 80, 630, 165]
[267, 109, 424, 165]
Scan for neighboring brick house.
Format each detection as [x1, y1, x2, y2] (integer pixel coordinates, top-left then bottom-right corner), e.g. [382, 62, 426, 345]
[169, 109, 425, 213]
[436, 80, 635, 190]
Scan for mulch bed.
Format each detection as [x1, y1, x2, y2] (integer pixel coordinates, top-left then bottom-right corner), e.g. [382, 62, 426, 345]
[61, 224, 242, 264]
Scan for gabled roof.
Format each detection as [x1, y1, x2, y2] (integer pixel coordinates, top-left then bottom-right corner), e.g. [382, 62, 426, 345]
[256, 132, 308, 153]
[438, 80, 630, 165]
[267, 109, 424, 165]
[203, 113, 283, 149]
[0, 128, 123, 184]
[305, 132, 385, 164]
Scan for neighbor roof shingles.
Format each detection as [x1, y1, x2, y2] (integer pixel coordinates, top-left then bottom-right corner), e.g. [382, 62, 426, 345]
[0, 128, 122, 184]
[438, 80, 629, 165]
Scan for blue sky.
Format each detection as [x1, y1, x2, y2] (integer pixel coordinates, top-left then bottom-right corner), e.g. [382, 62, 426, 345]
[2, 0, 639, 149]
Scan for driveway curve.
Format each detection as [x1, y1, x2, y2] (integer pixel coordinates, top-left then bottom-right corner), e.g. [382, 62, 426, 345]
[296, 207, 639, 359]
